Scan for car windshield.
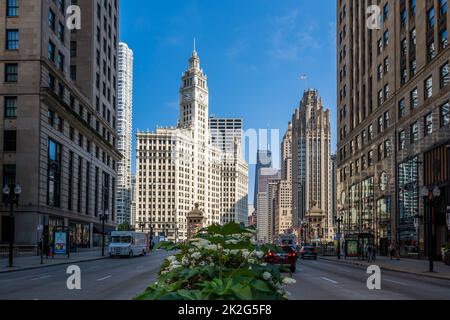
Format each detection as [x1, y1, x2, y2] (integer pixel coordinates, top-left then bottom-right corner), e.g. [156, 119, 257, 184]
[281, 246, 294, 253]
[111, 236, 132, 244]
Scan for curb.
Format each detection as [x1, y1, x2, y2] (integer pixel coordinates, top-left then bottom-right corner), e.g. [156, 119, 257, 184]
[319, 257, 450, 281]
[0, 256, 108, 274]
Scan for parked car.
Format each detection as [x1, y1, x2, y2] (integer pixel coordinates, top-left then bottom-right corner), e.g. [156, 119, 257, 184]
[265, 245, 297, 273]
[300, 246, 318, 260]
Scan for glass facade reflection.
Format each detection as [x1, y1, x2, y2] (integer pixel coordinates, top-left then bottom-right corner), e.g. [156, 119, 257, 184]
[398, 157, 419, 255]
[347, 177, 375, 235]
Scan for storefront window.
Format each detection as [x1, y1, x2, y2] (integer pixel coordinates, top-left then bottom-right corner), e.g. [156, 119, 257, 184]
[69, 221, 90, 250]
[376, 197, 391, 255]
[398, 157, 419, 255]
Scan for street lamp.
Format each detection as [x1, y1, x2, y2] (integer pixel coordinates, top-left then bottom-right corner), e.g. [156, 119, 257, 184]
[335, 216, 344, 259]
[3, 184, 21, 268]
[421, 186, 441, 272]
[99, 209, 109, 257]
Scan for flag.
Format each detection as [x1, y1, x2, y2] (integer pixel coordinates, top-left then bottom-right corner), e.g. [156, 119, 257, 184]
[300, 74, 308, 80]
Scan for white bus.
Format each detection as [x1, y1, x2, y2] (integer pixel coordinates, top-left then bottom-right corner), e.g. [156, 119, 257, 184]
[108, 231, 149, 258]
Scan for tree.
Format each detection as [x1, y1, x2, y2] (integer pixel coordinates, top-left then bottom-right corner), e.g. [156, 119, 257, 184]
[117, 221, 134, 231]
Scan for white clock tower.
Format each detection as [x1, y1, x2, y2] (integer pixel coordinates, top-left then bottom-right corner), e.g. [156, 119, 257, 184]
[179, 45, 209, 146]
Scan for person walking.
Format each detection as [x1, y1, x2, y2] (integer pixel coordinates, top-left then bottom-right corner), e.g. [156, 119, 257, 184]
[389, 243, 396, 260]
[372, 244, 377, 261]
[367, 243, 373, 262]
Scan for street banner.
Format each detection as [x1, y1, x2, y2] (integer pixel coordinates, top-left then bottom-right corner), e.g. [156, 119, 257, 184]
[54, 231, 67, 254]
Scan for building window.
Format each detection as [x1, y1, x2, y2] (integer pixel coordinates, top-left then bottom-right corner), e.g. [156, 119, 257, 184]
[384, 139, 391, 158]
[3, 130, 16, 152]
[6, 29, 19, 50]
[440, 102, 450, 126]
[77, 157, 83, 213]
[410, 88, 418, 109]
[6, 0, 19, 17]
[368, 124, 374, 141]
[5, 63, 18, 82]
[48, 41, 55, 61]
[48, 9, 56, 31]
[399, 98, 406, 118]
[384, 111, 390, 128]
[70, 65, 76, 81]
[424, 113, 433, 136]
[48, 139, 61, 207]
[424, 76, 433, 99]
[384, 30, 389, 47]
[399, 130, 406, 150]
[440, 62, 450, 88]
[4, 97, 17, 118]
[57, 52, 65, 71]
[58, 22, 65, 43]
[410, 121, 419, 144]
[48, 110, 54, 126]
[368, 150, 373, 167]
[440, 29, 448, 50]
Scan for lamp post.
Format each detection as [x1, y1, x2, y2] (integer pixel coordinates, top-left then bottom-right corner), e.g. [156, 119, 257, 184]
[335, 216, 343, 259]
[99, 209, 109, 257]
[421, 186, 441, 272]
[3, 184, 21, 268]
[138, 219, 145, 233]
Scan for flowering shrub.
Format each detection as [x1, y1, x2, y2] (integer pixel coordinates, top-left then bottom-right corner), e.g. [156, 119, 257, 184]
[135, 223, 296, 300]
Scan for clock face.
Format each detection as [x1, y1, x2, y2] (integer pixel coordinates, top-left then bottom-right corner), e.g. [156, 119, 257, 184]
[199, 93, 206, 102]
[379, 172, 388, 191]
[183, 92, 192, 102]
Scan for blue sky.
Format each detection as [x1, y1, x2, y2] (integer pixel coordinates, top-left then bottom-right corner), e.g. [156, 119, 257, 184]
[120, 0, 337, 205]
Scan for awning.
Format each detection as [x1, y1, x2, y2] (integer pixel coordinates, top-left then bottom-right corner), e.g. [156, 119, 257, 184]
[93, 225, 116, 234]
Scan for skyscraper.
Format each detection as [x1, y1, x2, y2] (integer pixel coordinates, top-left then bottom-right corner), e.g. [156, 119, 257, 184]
[274, 123, 293, 237]
[292, 89, 333, 241]
[256, 167, 280, 243]
[135, 47, 248, 241]
[254, 150, 273, 208]
[116, 42, 134, 224]
[337, 0, 450, 257]
[0, 0, 120, 250]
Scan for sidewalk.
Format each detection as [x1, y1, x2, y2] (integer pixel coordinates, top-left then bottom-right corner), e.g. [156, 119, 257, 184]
[0, 249, 107, 274]
[319, 255, 450, 281]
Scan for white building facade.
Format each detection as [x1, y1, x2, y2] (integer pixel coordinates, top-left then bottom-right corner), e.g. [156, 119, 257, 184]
[135, 49, 248, 241]
[116, 42, 134, 224]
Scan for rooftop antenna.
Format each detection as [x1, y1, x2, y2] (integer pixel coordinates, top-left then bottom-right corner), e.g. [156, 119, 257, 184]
[193, 37, 196, 53]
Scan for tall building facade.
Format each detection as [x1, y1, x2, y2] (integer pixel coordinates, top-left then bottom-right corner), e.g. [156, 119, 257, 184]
[116, 42, 133, 224]
[292, 89, 333, 241]
[256, 168, 280, 243]
[254, 150, 273, 208]
[337, 0, 450, 257]
[0, 0, 120, 251]
[135, 48, 248, 241]
[274, 123, 293, 237]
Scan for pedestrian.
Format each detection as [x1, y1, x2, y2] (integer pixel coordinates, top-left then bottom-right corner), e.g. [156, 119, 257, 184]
[372, 245, 377, 261]
[389, 243, 396, 260]
[367, 243, 373, 262]
[395, 244, 400, 260]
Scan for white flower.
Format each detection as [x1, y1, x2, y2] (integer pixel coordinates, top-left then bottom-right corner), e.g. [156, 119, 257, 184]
[260, 263, 267, 267]
[262, 272, 272, 281]
[248, 258, 255, 264]
[191, 252, 202, 260]
[242, 250, 250, 258]
[256, 251, 265, 259]
[282, 277, 297, 286]
[230, 249, 240, 255]
[167, 255, 177, 262]
[206, 244, 218, 250]
[209, 262, 215, 267]
[199, 261, 206, 267]
[181, 257, 190, 266]
[225, 239, 239, 245]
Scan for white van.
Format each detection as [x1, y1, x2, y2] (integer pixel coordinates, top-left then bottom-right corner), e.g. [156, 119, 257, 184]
[108, 231, 149, 258]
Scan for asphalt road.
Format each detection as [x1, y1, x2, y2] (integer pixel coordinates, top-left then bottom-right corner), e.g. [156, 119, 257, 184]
[1, 252, 449, 300]
[290, 258, 450, 300]
[0, 250, 172, 300]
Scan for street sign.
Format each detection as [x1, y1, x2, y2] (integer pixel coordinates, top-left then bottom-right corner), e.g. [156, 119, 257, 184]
[336, 232, 342, 240]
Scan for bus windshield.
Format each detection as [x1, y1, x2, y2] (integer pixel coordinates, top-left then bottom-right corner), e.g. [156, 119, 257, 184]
[111, 236, 132, 244]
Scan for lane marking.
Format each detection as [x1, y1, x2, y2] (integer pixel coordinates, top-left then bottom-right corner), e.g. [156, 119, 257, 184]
[321, 277, 339, 284]
[384, 279, 408, 286]
[30, 275, 53, 281]
[96, 275, 112, 281]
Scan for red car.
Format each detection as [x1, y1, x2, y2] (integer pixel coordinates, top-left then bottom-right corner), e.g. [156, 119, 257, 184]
[265, 246, 297, 273]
